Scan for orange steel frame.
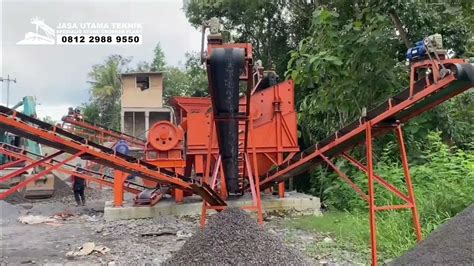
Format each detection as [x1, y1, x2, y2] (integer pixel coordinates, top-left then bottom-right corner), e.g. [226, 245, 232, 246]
[0, 150, 84, 200]
[170, 80, 298, 181]
[0, 50, 470, 265]
[200, 42, 266, 225]
[0, 110, 225, 207]
[258, 57, 472, 265]
[0, 158, 26, 170]
[200, 113, 264, 226]
[336, 122, 422, 265]
[0, 144, 141, 195]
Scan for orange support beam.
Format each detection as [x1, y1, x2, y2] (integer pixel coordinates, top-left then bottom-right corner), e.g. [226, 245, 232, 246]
[0, 158, 25, 170]
[0, 151, 84, 200]
[113, 170, 126, 207]
[395, 125, 423, 242]
[278, 182, 285, 198]
[319, 153, 368, 201]
[0, 151, 63, 183]
[0, 145, 141, 195]
[175, 189, 184, 203]
[365, 121, 378, 265]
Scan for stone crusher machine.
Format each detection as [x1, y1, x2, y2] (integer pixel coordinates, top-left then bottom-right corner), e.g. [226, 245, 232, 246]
[0, 28, 473, 265]
[0, 96, 55, 199]
[192, 18, 301, 224]
[134, 41, 300, 207]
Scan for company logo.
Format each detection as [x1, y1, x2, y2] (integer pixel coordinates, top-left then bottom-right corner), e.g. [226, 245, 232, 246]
[17, 17, 55, 45]
[16, 17, 142, 46]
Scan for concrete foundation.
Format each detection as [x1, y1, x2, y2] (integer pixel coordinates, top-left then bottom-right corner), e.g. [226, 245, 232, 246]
[104, 191, 321, 221]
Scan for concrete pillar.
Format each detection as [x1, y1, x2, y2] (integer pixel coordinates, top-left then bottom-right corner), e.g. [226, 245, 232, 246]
[145, 111, 150, 132]
[120, 111, 125, 132]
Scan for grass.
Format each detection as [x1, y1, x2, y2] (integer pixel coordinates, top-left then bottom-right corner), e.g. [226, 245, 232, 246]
[289, 212, 369, 254]
[289, 134, 474, 263]
[288, 211, 424, 263]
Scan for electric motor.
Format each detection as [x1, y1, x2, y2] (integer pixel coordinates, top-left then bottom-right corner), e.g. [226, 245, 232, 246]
[115, 140, 129, 155]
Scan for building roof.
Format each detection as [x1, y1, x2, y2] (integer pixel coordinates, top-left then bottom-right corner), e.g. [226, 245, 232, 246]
[120, 71, 163, 76]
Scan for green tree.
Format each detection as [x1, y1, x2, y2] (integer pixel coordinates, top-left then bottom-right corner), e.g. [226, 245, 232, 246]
[151, 43, 166, 71]
[285, 1, 473, 202]
[135, 60, 151, 72]
[85, 55, 130, 130]
[287, 1, 473, 146]
[185, 0, 314, 76]
[163, 52, 208, 99]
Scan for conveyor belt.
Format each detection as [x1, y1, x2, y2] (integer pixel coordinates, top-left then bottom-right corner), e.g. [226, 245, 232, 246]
[260, 62, 474, 189]
[0, 142, 146, 193]
[0, 108, 225, 206]
[62, 115, 146, 147]
[208, 48, 245, 194]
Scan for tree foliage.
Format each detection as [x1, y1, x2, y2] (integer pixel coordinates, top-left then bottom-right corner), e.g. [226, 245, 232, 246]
[82, 55, 130, 130]
[163, 52, 208, 99]
[41, 115, 57, 125]
[151, 43, 166, 71]
[286, 1, 473, 147]
[185, 0, 316, 75]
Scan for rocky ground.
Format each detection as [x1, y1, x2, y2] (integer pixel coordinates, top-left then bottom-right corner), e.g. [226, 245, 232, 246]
[1, 180, 364, 265]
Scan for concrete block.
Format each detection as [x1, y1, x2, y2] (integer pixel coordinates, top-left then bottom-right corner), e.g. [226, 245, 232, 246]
[104, 192, 321, 221]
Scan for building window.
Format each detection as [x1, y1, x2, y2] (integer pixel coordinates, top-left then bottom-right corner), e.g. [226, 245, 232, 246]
[136, 75, 150, 91]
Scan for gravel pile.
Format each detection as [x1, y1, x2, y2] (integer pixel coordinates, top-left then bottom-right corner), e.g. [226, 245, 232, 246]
[392, 204, 474, 265]
[164, 208, 308, 265]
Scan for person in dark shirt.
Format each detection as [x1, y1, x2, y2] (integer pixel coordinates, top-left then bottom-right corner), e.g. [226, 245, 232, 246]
[71, 163, 86, 206]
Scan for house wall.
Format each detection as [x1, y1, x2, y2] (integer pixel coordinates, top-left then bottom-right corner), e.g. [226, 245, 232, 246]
[121, 74, 163, 109]
[120, 73, 171, 136]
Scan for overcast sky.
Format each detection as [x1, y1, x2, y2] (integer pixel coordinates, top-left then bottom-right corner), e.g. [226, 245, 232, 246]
[1, 0, 201, 121]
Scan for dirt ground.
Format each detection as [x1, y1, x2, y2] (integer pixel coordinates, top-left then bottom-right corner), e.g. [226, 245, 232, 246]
[1, 184, 363, 265]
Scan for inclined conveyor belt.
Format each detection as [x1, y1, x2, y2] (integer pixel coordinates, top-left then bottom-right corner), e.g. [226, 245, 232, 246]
[0, 142, 146, 192]
[62, 116, 146, 146]
[0, 107, 225, 206]
[259, 63, 474, 189]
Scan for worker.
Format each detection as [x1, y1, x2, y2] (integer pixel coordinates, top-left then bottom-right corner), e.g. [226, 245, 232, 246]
[71, 163, 86, 206]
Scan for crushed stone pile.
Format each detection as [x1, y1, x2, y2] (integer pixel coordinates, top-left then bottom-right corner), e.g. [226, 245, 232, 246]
[392, 204, 474, 265]
[164, 208, 308, 265]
